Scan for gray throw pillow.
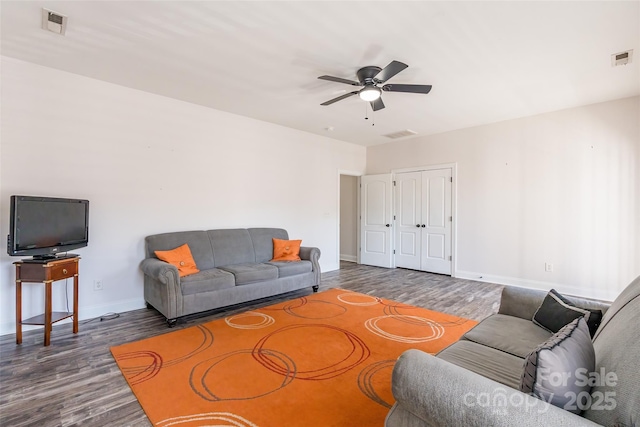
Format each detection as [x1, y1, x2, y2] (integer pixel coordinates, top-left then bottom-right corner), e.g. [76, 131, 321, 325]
[520, 317, 595, 414]
[532, 289, 591, 333]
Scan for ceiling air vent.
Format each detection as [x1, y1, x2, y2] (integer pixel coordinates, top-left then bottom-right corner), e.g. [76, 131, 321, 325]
[383, 129, 418, 139]
[611, 50, 633, 67]
[42, 8, 68, 35]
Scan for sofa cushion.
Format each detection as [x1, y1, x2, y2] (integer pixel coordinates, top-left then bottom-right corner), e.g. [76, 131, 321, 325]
[271, 238, 302, 261]
[267, 260, 312, 277]
[520, 317, 595, 415]
[181, 268, 235, 296]
[436, 340, 525, 389]
[462, 314, 553, 358]
[146, 230, 216, 271]
[248, 228, 289, 263]
[154, 244, 200, 277]
[533, 289, 591, 333]
[219, 263, 279, 285]
[208, 229, 256, 266]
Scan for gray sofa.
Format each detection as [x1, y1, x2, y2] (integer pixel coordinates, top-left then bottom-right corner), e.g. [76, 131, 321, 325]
[140, 228, 321, 326]
[386, 276, 640, 427]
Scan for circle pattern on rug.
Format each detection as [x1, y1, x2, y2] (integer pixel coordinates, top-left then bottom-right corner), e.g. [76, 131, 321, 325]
[117, 350, 163, 385]
[283, 300, 347, 319]
[190, 349, 296, 401]
[358, 360, 396, 408]
[365, 315, 445, 343]
[253, 324, 370, 380]
[157, 411, 258, 427]
[225, 311, 275, 329]
[117, 325, 215, 385]
[337, 292, 381, 306]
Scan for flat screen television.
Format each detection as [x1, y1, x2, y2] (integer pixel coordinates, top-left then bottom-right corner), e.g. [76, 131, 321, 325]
[7, 195, 89, 260]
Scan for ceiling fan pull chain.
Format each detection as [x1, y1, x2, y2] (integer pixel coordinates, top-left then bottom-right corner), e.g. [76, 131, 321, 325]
[364, 102, 369, 120]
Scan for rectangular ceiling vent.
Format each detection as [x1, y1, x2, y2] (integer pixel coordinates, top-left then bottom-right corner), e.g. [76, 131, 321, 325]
[42, 8, 68, 36]
[383, 129, 418, 139]
[611, 50, 633, 67]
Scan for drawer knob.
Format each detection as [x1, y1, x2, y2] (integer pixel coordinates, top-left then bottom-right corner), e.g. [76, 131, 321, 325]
[62, 268, 68, 274]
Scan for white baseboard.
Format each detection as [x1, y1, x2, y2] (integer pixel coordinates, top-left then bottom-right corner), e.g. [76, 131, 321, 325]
[0, 297, 146, 336]
[340, 254, 357, 263]
[455, 270, 616, 302]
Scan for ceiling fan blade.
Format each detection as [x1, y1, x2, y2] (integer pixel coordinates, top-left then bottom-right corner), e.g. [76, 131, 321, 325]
[320, 91, 359, 106]
[382, 84, 432, 94]
[318, 75, 362, 86]
[370, 97, 385, 111]
[374, 60, 408, 83]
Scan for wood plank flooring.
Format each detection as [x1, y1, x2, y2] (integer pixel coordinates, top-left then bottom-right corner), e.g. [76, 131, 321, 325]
[0, 262, 503, 427]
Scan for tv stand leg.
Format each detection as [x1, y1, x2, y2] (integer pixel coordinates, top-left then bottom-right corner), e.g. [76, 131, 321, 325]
[44, 282, 52, 346]
[15, 270, 22, 345]
[166, 318, 177, 328]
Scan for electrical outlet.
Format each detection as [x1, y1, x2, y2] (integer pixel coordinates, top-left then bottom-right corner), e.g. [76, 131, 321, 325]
[94, 279, 103, 291]
[545, 263, 554, 272]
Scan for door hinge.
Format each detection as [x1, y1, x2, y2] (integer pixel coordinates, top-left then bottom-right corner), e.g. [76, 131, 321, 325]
[449, 255, 452, 261]
[393, 215, 396, 220]
[449, 216, 453, 222]
[393, 250, 396, 254]
[393, 180, 396, 186]
[450, 177, 453, 182]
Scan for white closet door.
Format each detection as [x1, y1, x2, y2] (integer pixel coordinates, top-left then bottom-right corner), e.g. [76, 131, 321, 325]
[360, 174, 393, 268]
[394, 172, 422, 270]
[421, 168, 452, 274]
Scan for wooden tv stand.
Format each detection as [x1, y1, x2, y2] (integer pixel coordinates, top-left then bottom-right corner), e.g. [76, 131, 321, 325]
[14, 257, 80, 346]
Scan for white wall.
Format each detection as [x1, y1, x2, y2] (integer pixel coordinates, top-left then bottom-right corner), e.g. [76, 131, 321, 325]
[0, 57, 366, 335]
[339, 175, 358, 262]
[367, 97, 640, 301]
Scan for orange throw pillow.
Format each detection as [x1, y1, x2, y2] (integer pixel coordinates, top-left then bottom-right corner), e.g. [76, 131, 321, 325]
[154, 244, 200, 277]
[271, 238, 302, 262]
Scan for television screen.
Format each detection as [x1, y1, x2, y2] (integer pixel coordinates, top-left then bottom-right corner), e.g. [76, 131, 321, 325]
[7, 195, 89, 259]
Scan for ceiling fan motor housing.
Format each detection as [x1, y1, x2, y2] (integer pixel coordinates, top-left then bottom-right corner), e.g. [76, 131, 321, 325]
[357, 66, 382, 85]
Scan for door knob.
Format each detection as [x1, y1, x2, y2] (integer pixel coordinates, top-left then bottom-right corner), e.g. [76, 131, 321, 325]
[421, 224, 426, 227]
[385, 224, 390, 227]
[416, 224, 421, 228]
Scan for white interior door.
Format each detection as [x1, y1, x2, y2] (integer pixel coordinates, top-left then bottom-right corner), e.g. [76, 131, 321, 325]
[360, 174, 393, 268]
[421, 168, 452, 274]
[394, 172, 422, 270]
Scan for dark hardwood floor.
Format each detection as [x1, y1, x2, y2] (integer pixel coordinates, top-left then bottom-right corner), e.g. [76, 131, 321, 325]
[0, 262, 503, 427]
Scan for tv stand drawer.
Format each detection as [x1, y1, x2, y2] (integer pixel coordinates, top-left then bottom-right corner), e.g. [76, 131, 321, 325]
[18, 258, 79, 282]
[50, 260, 78, 280]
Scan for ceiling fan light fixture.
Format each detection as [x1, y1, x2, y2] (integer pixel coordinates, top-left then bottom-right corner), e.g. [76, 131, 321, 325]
[359, 86, 381, 101]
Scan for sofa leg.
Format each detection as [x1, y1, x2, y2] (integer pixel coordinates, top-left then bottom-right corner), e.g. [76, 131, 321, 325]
[312, 285, 319, 293]
[145, 302, 153, 310]
[166, 318, 177, 328]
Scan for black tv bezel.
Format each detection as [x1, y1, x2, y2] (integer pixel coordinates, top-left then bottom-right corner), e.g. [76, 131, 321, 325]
[7, 195, 89, 259]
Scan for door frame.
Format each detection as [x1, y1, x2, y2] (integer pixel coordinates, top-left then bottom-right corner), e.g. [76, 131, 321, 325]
[392, 163, 458, 277]
[337, 169, 363, 268]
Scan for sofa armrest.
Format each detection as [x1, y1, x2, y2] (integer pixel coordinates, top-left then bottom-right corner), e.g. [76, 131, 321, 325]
[388, 349, 602, 427]
[498, 285, 612, 320]
[498, 286, 547, 320]
[140, 257, 183, 320]
[140, 257, 179, 285]
[299, 246, 321, 285]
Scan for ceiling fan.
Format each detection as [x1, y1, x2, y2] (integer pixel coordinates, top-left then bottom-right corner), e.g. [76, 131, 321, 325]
[318, 60, 432, 111]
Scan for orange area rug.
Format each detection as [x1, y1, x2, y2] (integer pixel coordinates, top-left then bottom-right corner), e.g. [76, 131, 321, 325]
[111, 288, 477, 426]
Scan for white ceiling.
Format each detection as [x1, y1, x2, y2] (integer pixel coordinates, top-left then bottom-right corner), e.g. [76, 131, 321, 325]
[1, 1, 639, 147]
